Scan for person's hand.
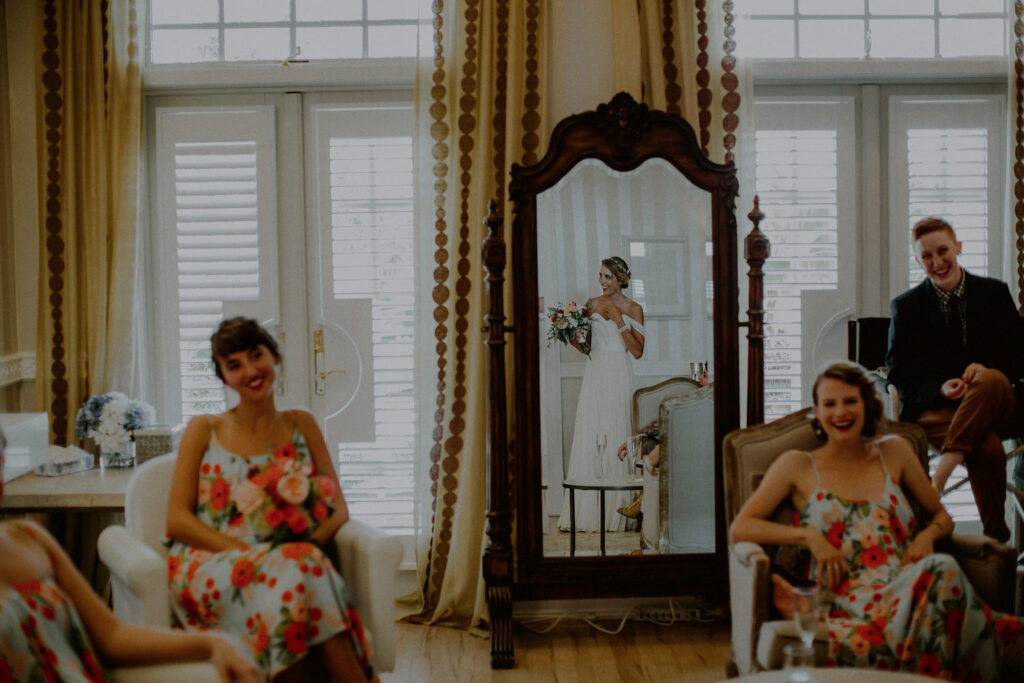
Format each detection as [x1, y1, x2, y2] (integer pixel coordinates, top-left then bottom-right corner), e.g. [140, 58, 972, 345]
[901, 534, 935, 565]
[617, 441, 628, 461]
[961, 362, 987, 383]
[807, 530, 847, 590]
[940, 378, 967, 400]
[208, 634, 262, 683]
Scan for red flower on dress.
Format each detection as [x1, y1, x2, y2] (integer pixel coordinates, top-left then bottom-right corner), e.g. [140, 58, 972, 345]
[13, 580, 41, 595]
[282, 542, 315, 560]
[181, 588, 200, 616]
[187, 560, 201, 583]
[284, 622, 308, 655]
[287, 513, 309, 534]
[918, 653, 941, 676]
[860, 545, 886, 568]
[167, 556, 181, 582]
[82, 650, 105, 683]
[40, 606, 55, 621]
[912, 572, 933, 604]
[209, 477, 230, 511]
[230, 559, 255, 589]
[946, 607, 965, 639]
[995, 616, 1024, 643]
[889, 513, 907, 544]
[855, 623, 884, 646]
[0, 658, 14, 683]
[275, 443, 298, 460]
[229, 514, 244, 527]
[826, 521, 845, 549]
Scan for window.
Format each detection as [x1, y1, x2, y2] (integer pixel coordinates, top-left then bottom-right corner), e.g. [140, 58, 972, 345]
[148, 0, 429, 64]
[148, 95, 420, 537]
[735, 0, 1006, 60]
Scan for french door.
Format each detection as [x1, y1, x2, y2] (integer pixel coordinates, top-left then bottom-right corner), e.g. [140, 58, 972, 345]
[147, 91, 418, 535]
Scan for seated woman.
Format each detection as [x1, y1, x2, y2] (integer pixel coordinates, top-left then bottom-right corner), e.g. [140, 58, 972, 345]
[166, 318, 376, 682]
[730, 362, 1024, 681]
[0, 428, 261, 682]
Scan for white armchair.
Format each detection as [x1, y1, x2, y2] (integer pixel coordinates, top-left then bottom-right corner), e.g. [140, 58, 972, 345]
[97, 452, 403, 673]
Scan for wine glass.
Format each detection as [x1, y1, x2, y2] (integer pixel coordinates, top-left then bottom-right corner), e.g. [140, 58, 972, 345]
[782, 642, 816, 683]
[792, 583, 820, 649]
[625, 434, 647, 476]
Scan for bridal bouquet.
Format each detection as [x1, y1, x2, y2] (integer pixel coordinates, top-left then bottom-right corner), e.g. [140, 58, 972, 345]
[544, 300, 592, 357]
[233, 442, 338, 546]
[74, 392, 155, 451]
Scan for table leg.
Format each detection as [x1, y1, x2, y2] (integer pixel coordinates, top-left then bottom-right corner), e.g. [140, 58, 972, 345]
[599, 490, 606, 555]
[569, 489, 576, 557]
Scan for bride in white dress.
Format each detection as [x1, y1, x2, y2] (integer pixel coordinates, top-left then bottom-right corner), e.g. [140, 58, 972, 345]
[558, 257, 645, 533]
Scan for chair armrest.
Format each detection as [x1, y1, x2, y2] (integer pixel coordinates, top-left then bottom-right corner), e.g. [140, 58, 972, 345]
[333, 519, 403, 673]
[97, 525, 172, 627]
[728, 542, 771, 676]
[942, 533, 1016, 613]
[109, 662, 222, 683]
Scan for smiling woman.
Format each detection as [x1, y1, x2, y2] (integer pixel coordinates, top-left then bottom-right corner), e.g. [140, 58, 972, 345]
[163, 317, 378, 682]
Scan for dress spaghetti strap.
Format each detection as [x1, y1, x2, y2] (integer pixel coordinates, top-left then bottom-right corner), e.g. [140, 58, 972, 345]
[804, 451, 822, 483]
[622, 313, 646, 337]
[875, 443, 892, 479]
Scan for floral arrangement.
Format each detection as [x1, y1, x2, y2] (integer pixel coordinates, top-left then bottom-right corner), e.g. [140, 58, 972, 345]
[544, 300, 592, 357]
[74, 391, 155, 452]
[213, 442, 337, 547]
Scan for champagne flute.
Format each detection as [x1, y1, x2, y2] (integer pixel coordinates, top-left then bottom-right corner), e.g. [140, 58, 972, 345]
[793, 583, 820, 649]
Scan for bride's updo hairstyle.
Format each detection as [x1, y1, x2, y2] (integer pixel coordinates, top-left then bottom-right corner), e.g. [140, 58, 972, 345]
[601, 256, 631, 290]
[210, 317, 281, 381]
[811, 361, 884, 437]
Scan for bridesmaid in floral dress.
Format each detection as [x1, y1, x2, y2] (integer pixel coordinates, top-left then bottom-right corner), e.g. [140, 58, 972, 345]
[730, 362, 1024, 682]
[166, 318, 376, 682]
[0, 428, 260, 683]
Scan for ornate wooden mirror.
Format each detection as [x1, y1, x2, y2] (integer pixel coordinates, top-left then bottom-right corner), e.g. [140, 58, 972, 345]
[482, 92, 767, 668]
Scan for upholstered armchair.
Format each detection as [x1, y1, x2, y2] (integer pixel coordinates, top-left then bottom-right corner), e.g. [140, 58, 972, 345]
[722, 408, 1016, 677]
[97, 452, 403, 673]
[631, 376, 704, 550]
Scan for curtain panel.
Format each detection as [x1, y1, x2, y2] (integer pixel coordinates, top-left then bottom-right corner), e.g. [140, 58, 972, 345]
[1012, 0, 1024, 309]
[406, 0, 547, 629]
[34, 0, 143, 445]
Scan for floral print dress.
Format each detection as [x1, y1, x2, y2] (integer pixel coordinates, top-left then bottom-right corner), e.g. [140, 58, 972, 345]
[167, 426, 373, 680]
[779, 449, 1024, 682]
[0, 577, 107, 683]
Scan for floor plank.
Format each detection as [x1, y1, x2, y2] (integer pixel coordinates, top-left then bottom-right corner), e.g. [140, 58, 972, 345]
[382, 617, 731, 682]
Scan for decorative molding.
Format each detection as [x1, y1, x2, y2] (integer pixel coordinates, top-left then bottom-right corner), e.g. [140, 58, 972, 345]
[0, 353, 36, 388]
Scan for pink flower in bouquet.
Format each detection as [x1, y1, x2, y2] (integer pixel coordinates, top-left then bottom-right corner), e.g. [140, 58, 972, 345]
[312, 501, 329, 521]
[317, 475, 337, 499]
[232, 479, 265, 515]
[277, 473, 311, 506]
[285, 507, 309, 534]
[251, 462, 284, 489]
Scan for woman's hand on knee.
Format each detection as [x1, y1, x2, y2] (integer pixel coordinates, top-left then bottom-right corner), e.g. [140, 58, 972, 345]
[901, 535, 935, 565]
[208, 633, 262, 683]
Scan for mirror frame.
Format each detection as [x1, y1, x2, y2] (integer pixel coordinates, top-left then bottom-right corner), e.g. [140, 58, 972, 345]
[482, 93, 765, 668]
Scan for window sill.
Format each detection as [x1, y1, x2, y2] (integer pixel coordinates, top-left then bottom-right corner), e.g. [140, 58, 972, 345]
[144, 58, 417, 92]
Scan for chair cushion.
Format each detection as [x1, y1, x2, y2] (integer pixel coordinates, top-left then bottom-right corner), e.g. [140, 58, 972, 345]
[124, 452, 177, 559]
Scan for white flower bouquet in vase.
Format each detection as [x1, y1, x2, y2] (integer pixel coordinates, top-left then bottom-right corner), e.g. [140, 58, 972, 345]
[74, 392, 156, 469]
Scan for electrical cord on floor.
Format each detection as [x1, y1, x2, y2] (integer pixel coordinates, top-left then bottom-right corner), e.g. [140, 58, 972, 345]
[581, 610, 632, 635]
[518, 614, 567, 634]
[518, 598, 724, 635]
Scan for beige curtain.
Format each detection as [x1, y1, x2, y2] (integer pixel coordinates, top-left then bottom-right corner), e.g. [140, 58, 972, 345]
[634, 0, 746, 167]
[34, 0, 143, 445]
[404, 0, 547, 629]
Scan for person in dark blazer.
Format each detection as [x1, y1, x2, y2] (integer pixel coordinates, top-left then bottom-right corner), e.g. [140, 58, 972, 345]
[886, 217, 1021, 542]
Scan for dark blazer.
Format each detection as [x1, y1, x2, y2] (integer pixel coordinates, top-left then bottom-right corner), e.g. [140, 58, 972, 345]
[886, 270, 1022, 422]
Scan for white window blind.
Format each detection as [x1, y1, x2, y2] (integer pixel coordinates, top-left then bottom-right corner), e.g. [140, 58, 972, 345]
[756, 128, 840, 421]
[906, 128, 989, 286]
[152, 106, 280, 425]
[328, 134, 415, 533]
[175, 141, 261, 418]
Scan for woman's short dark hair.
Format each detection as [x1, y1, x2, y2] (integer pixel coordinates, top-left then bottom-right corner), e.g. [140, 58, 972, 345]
[601, 256, 631, 290]
[811, 361, 884, 437]
[210, 317, 281, 381]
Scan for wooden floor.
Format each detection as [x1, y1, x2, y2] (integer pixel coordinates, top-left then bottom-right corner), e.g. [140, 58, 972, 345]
[382, 617, 731, 682]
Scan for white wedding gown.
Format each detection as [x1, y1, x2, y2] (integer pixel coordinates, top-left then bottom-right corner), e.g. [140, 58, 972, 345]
[558, 313, 645, 532]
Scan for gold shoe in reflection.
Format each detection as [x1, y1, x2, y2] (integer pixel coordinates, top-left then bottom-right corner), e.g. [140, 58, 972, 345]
[617, 495, 642, 519]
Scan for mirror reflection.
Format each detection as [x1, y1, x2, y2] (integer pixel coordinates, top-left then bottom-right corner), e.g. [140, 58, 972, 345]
[537, 158, 716, 557]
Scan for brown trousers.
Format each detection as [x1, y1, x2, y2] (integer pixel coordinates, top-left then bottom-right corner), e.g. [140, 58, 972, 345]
[916, 368, 1015, 542]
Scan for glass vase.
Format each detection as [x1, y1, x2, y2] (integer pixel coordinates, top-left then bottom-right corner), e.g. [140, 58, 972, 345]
[100, 441, 136, 469]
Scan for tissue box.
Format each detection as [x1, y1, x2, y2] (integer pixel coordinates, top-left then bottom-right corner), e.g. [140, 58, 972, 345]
[0, 413, 49, 483]
[133, 424, 184, 464]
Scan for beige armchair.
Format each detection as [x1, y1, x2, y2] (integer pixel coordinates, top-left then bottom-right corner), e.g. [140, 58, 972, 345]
[97, 452, 403, 673]
[722, 408, 1016, 677]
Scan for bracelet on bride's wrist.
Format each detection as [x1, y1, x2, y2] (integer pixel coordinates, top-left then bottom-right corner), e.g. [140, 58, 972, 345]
[618, 324, 628, 333]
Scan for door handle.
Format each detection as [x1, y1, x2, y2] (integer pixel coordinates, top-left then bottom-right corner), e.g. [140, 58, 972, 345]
[314, 328, 326, 396]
